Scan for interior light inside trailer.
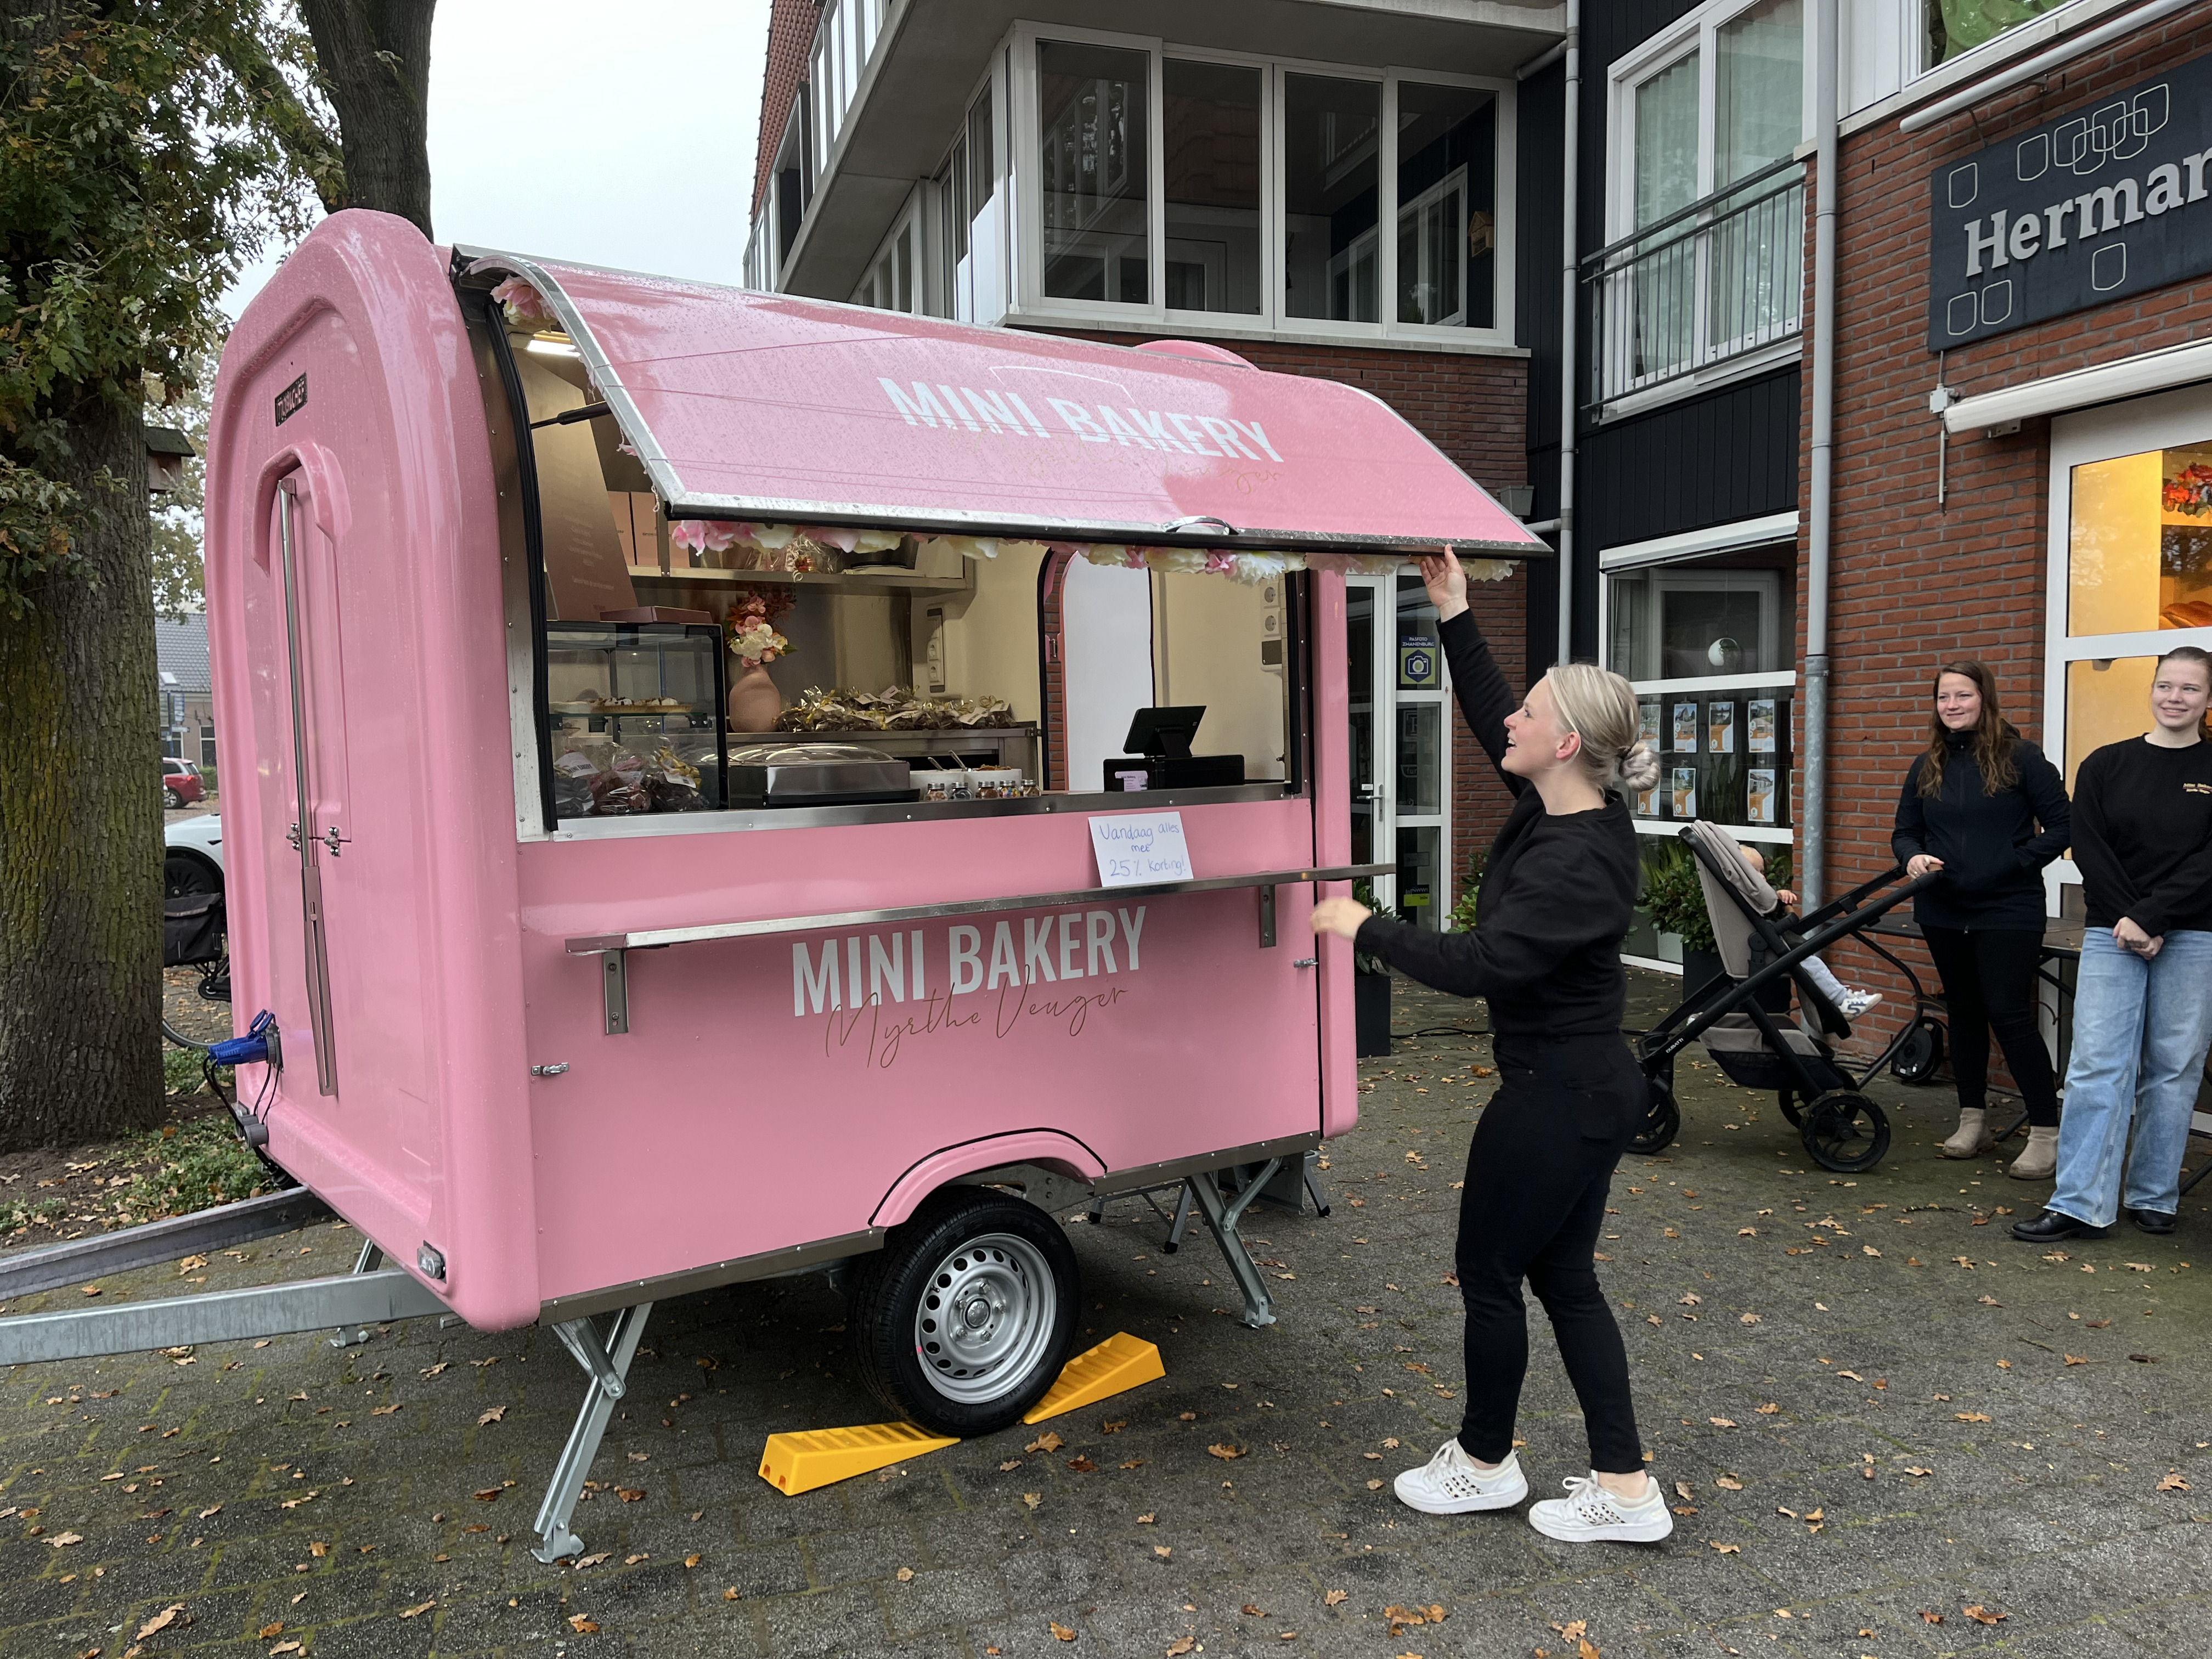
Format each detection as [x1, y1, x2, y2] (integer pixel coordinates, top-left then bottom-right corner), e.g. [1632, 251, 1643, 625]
[526, 332, 578, 357]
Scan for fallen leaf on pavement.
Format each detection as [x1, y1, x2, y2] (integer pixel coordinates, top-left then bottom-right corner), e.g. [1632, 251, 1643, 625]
[1049, 1621, 1076, 1641]
[1709, 1418, 1737, 1428]
[473, 1488, 503, 1502]
[1962, 1606, 2006, 1625]
[478, 1407, 505, 1425]
[1167, 1640, 1195, 1657]
[2157, 1474, 2190, 1492]
[1068, 1457, 1097, 1472]
[136, 1606, 184, 1639]
[1955, 1413, 1992, 1423]
[1026, 1432, 1063, 1453]
[370, 1403, 399, 1415]
[1022, 1492, 1042, 1510]
[1000, 1460, 1022, 1471]
[616, 1488, 644, 1503]
[568, 1613, 600, 1633]
[1324, 1590, 1347, 1606]
[1755, 1403, 1779, 1414]
[684, 1554, 702, 1568]
[399, 1601, 435, 1619]
[1154, 1545, 1172, 1558]
[258, 1624, 284, 1639]
[897, 1567, 915, 1581]
[1137, 1512, 1156, 1523]
[2064, 1355, 2088, 1366]
[1708, 1541, 1740, 1554]
[46, 1533, 83, 1548]
[1243, 1604, 1267, 1616]
[1715, 1476, 1743, 1490]
[1207, 1443, 1245, 1460]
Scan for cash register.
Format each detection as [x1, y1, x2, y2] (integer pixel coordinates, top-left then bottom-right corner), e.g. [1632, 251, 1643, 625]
[1103, 706, 1246, 791]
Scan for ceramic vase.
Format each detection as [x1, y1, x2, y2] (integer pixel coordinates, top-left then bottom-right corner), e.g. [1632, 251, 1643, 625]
[728, 663, 782, 733]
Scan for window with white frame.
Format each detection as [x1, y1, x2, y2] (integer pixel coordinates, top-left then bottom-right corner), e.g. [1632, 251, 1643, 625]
[1925, 0, 2068, 68]
[1593, 0, 1806, 403]
[938, 77, 1006, 324]
[853, 196, 923, 314]
[1009, 29, 1510, 342]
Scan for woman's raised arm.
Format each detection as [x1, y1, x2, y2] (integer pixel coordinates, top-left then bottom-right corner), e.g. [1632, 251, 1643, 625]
[1418, 551, 1522, 795]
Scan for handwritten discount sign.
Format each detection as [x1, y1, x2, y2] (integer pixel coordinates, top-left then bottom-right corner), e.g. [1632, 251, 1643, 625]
[1089, 810, 1194, 888]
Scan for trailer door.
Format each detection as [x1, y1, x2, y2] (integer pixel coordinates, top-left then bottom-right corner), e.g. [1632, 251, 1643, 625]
[264, 473, 353, 1097]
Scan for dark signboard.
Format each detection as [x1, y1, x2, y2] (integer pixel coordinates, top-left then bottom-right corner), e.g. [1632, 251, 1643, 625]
[1925, 52, 2212, 350]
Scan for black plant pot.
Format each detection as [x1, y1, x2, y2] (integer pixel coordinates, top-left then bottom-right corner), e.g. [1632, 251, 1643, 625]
[1355, 972, 1393, 1058]
[1681, 946, 1726, 1000]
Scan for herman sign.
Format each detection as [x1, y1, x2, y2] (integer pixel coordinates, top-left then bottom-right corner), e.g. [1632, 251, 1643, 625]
[1925, 52, 2212, 349]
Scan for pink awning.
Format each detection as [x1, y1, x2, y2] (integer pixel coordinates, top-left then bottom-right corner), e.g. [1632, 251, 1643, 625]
[462, 249, 1545, 557]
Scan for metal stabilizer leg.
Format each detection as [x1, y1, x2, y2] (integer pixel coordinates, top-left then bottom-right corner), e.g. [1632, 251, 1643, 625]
[1162, 1182, 1195, 1254]
[532, 1302, 652, 1564]
[1186, 1160, 1282, 1329]
[329, 1239, 385, 1349]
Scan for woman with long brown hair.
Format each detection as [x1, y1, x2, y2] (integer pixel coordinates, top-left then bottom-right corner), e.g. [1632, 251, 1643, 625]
[1891, 662, 2071, 1177]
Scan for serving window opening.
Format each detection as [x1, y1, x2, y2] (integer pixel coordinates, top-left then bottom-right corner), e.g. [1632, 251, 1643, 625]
[478, 302, 1308, 833]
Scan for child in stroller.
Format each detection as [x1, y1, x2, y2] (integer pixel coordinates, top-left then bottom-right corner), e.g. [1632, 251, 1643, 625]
[1739, 847, 1881, 1019]
[1633, 822, 1937, 1172]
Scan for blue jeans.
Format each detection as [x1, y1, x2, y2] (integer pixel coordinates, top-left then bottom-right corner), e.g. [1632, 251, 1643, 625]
[2050, 927, 2212, 1228]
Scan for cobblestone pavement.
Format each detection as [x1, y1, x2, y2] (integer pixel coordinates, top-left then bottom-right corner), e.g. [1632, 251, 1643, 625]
[5, 970, 2209, 1658]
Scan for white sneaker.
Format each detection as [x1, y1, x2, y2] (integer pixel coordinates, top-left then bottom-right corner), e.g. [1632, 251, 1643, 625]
[1837, 988, 1882, 1019]
[1392, 1440, 1529, 1515]
[1527, 1471, 1675, 1543]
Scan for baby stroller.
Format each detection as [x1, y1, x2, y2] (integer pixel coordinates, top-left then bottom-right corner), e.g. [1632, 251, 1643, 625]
[1633, 822, 1938, 1172]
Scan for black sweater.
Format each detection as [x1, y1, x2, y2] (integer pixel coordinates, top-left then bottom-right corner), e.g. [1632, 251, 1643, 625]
[2070, 735, 2212, 937]
[1352, 611, 1640, 1039]
[1890, 729, 2070, 931]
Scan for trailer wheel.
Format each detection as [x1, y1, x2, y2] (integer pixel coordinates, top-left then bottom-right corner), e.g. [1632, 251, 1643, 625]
[1799, 1090, 1891, 1173]
[848, 1188, 1079, 1438]
[1893, 1017, 1945, 1085]
[1628, 1076, 1680, 1156]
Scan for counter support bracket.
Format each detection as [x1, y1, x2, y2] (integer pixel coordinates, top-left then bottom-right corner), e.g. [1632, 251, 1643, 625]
[1258, 885, 1276, 948]
[602, 950, 628, 1035]
[533, 1301, 652, 1564]
[1185, 1159, 1283, 1329]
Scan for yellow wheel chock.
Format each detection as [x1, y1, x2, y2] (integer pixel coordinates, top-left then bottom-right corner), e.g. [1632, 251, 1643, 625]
[758, 1333, 1166, 1496]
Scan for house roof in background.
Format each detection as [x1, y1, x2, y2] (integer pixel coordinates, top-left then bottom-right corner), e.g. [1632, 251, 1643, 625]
[155, 614, 211, 693]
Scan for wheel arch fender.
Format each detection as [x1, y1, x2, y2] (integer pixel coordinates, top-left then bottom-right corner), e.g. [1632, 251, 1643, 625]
[871, 1131, 1107, 1228]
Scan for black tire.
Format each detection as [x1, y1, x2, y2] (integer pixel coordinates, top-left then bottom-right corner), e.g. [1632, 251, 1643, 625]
[165, 851, 221, 899]
[1629, 1075, 1680, 1156]
[1776, 1087, 1804, 1127]
[1800, 1090, 1891, 1173]
[848, 1188, 1080, 1437]
[163, 787, 185, 810]
[1893, 1017, 1945, 1085]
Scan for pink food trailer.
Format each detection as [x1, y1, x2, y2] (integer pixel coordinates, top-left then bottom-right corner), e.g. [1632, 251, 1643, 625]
[0, 210, 1539, 1559]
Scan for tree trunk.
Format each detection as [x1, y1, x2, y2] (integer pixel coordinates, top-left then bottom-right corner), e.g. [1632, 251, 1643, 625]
[296, 0, 436, 236]
[0, 392, 166, 1151]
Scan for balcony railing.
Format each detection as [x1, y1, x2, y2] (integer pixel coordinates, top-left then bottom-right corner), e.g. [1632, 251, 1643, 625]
[1581, 156, 1806, 410]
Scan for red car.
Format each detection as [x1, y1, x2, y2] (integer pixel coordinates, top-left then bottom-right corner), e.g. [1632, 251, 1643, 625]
[161, 756, 204, 809]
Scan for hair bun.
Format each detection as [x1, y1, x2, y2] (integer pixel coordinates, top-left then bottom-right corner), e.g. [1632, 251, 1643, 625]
[1618, 741, 1662, 793]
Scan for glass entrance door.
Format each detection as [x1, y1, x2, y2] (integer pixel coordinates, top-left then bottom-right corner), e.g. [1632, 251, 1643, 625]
[1345, 573, 1452, 928]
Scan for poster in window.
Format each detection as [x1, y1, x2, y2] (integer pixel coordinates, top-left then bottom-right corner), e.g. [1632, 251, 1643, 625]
[1672, 702, 1699, 752]
[1747, 699, 1778, 754]
[1639, 702, 1662, 747]
[1634, 780, 1658, 817]
[1671, 766, 1698, 820]
[1707, 701, 1736, 753]
[1746, 768, 1778, 825]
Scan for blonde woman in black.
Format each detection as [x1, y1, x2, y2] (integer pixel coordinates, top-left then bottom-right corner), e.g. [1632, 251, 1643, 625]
[1310, 551, 1669, 1546]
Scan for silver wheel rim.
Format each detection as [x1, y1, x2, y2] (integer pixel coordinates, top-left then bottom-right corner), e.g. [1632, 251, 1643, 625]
[912, 1231, 1056, 1405]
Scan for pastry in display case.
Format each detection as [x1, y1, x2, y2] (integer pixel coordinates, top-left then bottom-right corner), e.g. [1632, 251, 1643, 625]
[544, 622, 727, 819]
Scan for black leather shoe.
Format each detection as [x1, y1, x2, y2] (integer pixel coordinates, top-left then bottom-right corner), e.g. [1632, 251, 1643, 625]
[2128, 1207, 2178, 1235]
[2011, 1209, 2109, 1242]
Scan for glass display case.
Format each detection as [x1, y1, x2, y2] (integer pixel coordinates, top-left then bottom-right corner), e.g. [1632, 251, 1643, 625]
[544, 622, 727, 820]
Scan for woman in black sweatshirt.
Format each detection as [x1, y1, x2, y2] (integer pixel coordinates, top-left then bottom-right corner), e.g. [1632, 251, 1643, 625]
[1890, 661, 2070, 1178]
[1309, 551, 1669, 1548]
[2015, 645, 2212, 1244]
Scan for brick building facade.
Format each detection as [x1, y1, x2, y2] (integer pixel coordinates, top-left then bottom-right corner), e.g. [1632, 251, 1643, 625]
[1814, 4, 2212, 1056]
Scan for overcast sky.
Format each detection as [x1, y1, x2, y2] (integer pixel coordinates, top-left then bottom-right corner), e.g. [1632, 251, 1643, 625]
[223, 0, 774, 318]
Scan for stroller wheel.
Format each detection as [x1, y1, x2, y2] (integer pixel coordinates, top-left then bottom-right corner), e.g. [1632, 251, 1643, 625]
[1893, 1017, 1946, 1085]
[1776, 1087, 1803, 1127]
[1800, 1090, 1891, 1173]
[1629, 1076, 1680, 1157]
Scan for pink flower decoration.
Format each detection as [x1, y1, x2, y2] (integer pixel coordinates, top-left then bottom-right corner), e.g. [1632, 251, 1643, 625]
[803, 525, 861, 554]
[669, 519, 742, 554]
[1204, 551, 1238, 574]
[490, 276, 554, 325]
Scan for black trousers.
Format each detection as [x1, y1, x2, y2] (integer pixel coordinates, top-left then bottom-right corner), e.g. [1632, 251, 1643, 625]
[1454, 1034, 1645, 1475]
[1920, 924, 2059, 1127]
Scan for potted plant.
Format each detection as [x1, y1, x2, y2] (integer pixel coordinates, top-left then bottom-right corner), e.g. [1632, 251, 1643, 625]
[1639, 844, 1723, 994]
[1353, 881, 1400, 1058]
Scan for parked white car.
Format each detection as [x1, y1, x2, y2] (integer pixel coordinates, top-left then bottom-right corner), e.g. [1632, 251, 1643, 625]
[164, 814, 223, 896]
